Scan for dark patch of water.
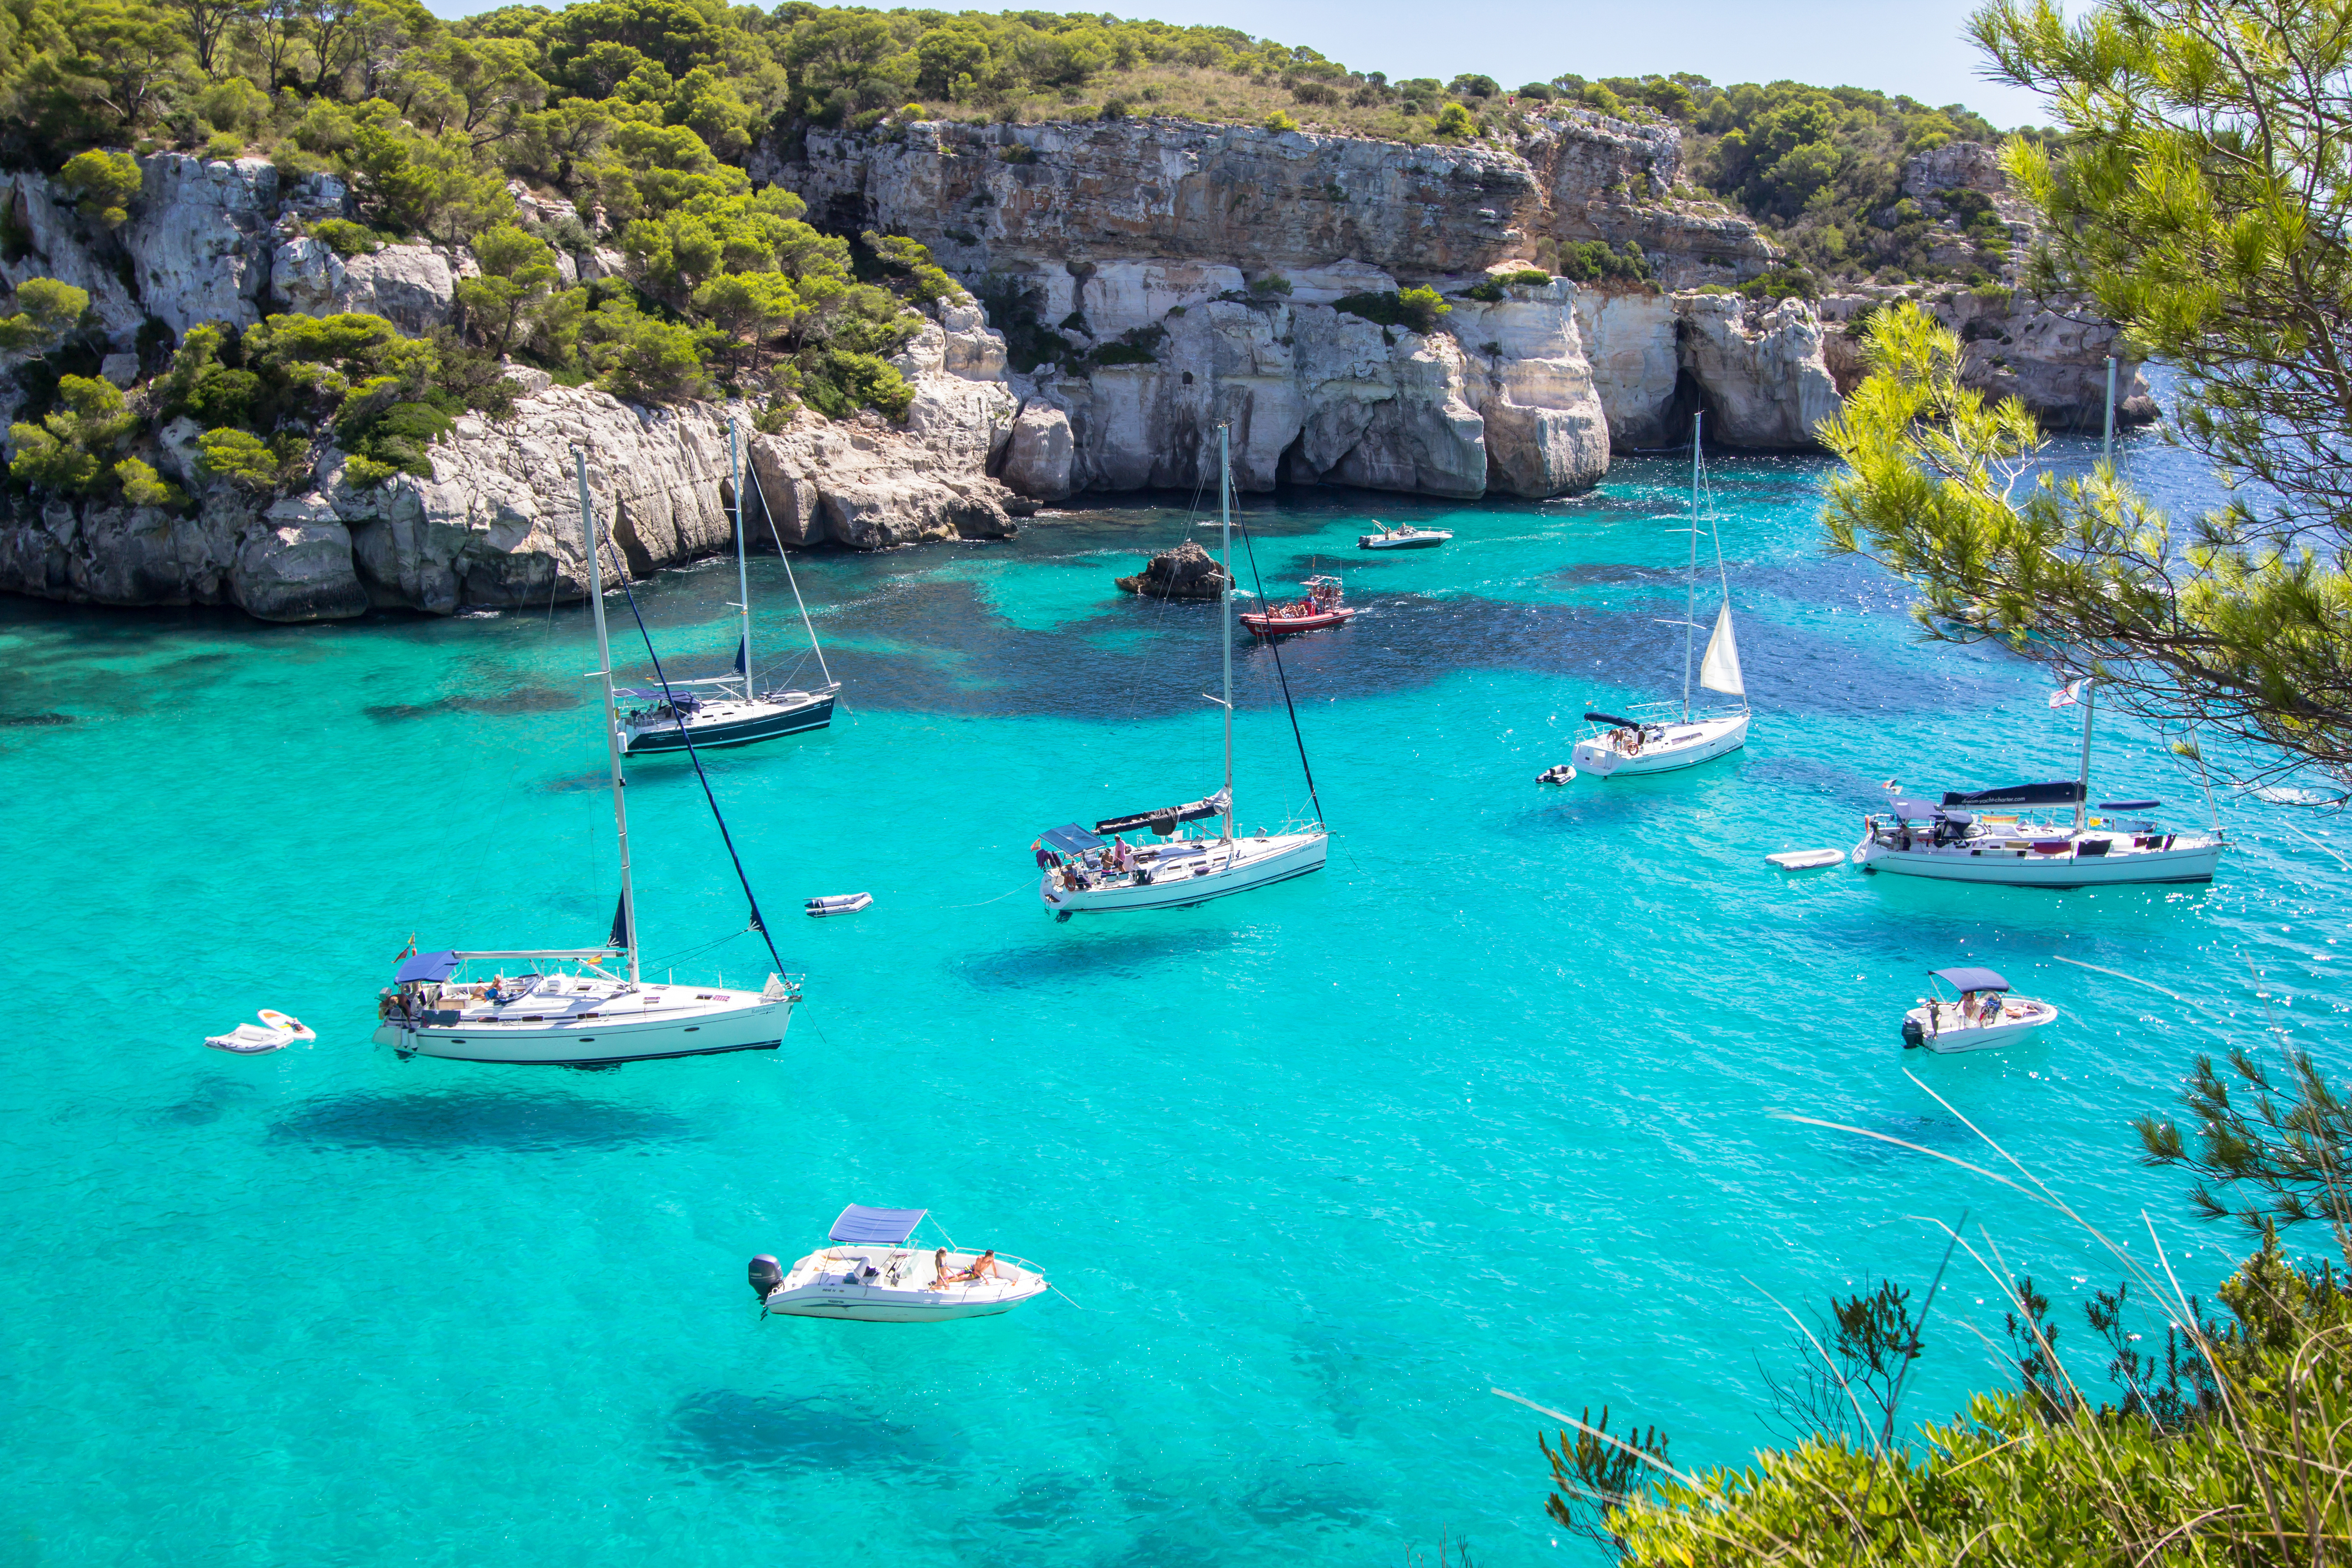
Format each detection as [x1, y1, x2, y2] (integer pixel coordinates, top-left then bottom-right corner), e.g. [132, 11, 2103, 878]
[0, 711, 71, 726]
[269, 1089, 698, 1152]
[663, 1389, 959, 1480]
[363, 686, 580, 721]
[955, 926, 1238, 990]
[144, 1075, 270, 1129]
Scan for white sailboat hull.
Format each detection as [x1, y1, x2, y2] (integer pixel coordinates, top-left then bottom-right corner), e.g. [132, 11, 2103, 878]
[1572, 714, 1749, 777]
[1854, 833, 2223, 887]
[374, 985, 793, 1065]
[1042, 833, 1327, 915]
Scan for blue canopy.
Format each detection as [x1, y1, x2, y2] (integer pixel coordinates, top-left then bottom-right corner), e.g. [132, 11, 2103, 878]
[1932, 966, 2010, 993]
[1038, 823, 1103, 854]
[395, 950, 460, 984]
[828, 1205, 927, 1245]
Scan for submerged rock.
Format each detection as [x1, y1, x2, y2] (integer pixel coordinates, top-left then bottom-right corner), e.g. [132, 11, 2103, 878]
[1116, 540, 1229, 600]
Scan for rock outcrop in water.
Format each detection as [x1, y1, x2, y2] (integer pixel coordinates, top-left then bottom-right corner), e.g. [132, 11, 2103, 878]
[1115, 539, 1228, 600]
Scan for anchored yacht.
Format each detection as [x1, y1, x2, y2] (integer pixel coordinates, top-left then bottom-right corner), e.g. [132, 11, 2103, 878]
[1035, 426, 1328, 918]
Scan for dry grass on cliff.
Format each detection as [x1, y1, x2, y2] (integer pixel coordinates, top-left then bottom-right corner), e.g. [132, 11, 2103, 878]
[897, 66, 1530, 147]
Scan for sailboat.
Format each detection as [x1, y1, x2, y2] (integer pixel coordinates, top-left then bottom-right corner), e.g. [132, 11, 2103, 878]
[1568, 412, 1750, 778]
[1852, 677, 2227, 886]
[372, 449, 799, 1066]
[1034, 425, 1328, 918]
[618, 421, 838, 754]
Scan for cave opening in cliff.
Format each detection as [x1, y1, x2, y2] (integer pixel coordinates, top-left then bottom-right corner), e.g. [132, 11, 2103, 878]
[1658, 368, 1725, 452]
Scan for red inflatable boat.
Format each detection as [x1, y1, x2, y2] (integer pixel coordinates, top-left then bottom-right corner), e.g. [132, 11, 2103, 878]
[1239, 575, 1356, 637]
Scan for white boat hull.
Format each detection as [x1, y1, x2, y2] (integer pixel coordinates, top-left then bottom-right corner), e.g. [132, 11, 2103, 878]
[763, 1247, 1047, 1322]
[1905, 999, 2059, 1053]
[1572, 714, 1749, 777]
[1855, 833, 2222, 887]
[374, 982, 793, 1065]
[1042, 832, 1326, 915]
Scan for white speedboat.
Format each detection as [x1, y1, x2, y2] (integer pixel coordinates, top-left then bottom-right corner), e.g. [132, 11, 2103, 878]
[374, 449, 799, 1066]
[1564, 412, 1749, 781]
[1901, 966, 2058, 1052]
[1855, 682, 2225, 887]
[1035, 426, 1328, 919]
[620, 421, 838, 754]
[1358, 522, 1451, 550]
[750, 1205, 1048, 1323]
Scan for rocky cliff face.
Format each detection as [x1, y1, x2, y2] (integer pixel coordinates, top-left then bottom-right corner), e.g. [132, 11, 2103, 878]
[0, 129, 2157, 623]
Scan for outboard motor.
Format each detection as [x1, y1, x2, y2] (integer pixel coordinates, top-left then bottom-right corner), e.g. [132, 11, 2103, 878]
[1900, 1016, 1925, 1049]
[749, 1254, 783, 1302]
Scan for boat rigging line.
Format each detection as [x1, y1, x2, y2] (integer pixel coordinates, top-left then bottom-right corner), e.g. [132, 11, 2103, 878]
[1228, 500, 1327, 828]
[742, 445, 837, 692]
[590, 494, 791, 979]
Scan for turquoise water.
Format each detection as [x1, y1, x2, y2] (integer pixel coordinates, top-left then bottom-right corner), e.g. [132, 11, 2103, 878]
[4, 435, 2343, 1566]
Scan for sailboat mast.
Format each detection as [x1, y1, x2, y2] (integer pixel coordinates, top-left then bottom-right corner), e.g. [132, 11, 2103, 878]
[2076, 679, 2096, 832]
[1682, 410, 1702, 721]
[573, 448, 641, 985]
[730, 420, 754, 701]
[1220, 422, 1234, 846]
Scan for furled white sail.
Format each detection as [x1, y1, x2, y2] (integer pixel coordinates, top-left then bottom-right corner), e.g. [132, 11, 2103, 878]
[1698, 602, 1743, 696]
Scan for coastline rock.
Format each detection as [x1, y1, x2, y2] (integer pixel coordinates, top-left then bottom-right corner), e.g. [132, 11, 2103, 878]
[1116, 539, 1228, 599]
[123, 154, 280, 336]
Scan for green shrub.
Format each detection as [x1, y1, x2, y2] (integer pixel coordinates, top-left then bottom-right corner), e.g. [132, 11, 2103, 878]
[1263, 109, 1299, 132]
[196, 77, 271, 137]
[204, 133, 245, 162]
[798, 348, 911, 420]
[1432, 103, 1476, 138]
[113, 457, 184, 509]
[1332, 287, 1451, 335]
[57, 151, 141, 229]
[0, 278, 89, 353]
[311, 220, 381, 259]
[1556, 240, 1652, 285]
[1504, 268, 1552, 286]
[196, 427, 284, 491]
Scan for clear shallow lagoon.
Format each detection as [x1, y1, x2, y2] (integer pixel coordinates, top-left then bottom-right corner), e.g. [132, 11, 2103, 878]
[4, 431, 2342, 1566]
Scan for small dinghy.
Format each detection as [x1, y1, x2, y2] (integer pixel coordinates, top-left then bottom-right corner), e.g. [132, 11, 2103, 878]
[205, 1008, 316, 1054]
[1767, 848, 1843, 870]
[1537, 764, 1577, 784]
[1901, 966, 2058, 1053]
[804, 892, 872, 917]
[1358, 522, 1452, 550]
[751, 1205, 1049, 1323]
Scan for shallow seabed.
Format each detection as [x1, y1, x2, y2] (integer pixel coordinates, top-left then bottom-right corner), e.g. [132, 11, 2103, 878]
[4, 432, 2342, 1567]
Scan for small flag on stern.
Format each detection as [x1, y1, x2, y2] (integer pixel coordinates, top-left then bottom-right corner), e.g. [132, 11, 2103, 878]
[2049, 677, 2093, 709]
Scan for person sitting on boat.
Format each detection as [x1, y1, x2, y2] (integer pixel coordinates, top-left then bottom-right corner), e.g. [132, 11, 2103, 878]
[930, 1247, 951, 1289]
[939, 1250, 998, 1285]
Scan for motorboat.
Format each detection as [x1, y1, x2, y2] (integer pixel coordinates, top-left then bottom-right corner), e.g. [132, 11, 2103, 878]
[1035, 426, 1329, 919]
[1238, 574, 1357, 637]
[374, 449, 799, 1066]
[206, 1008, 315, 1054]
[1358, 522, 1452, 550]
[1854, 681, 2226, 887]
[1564, 412, 1749, 780]
[1901, 966, 2059, 1053]
[620, 421, 838, 754]
[1536, 764, 1576, 784]
[750, 1205, 1048, 1323]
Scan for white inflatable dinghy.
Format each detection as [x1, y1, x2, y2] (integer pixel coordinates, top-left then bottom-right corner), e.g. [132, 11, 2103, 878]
[1766, 848, 1844, 870]
[1536, 764, 1576, 785]
[805, 892, 873, 917]
[205, 1009, 316, 1054]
